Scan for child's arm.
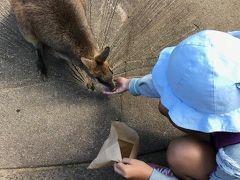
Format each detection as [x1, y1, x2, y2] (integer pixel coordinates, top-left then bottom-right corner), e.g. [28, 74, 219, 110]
[150, 169, 178, 180]
[128, 74, 159, 97]
[103, 74, 160, 98]
[228, 31, 240, 39]
[114, 158, 178, 180]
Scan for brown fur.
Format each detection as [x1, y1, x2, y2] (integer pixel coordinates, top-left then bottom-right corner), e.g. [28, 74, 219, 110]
[11, 0, 114, 89]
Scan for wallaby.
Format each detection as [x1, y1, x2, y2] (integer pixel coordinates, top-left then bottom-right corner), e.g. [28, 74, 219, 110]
[11, 0, 115, 90]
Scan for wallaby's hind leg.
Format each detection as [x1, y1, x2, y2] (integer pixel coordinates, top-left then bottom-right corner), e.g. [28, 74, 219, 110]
[36, 43, 48, 81]
[17, 23, 48, 81]
[11, 0, 47, 80]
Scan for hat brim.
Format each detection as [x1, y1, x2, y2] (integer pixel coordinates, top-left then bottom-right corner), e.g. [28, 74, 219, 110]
[152, 47, 240, 133]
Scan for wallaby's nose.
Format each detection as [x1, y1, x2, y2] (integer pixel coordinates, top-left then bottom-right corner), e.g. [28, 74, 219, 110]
[108, 80, 115, 90]
[96, 77, 115, 90]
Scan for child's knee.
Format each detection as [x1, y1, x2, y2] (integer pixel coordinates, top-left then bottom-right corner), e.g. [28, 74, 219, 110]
[166, 137, 188, 169]
[166, 136, 216, 179]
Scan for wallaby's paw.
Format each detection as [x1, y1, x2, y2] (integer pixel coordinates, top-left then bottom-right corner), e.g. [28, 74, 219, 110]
[37, 70, 48, 81]
[40, 73, 48, 82]
[37, 67, 48, 81]
[37, 63, 48, 81]
[85, 79, 95, 91]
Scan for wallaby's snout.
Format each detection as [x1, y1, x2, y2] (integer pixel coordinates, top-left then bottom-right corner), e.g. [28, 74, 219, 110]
[81, 46, 115, 90]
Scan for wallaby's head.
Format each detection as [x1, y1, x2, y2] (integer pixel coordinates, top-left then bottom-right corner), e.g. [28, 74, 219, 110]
[81, 47, 115, 90]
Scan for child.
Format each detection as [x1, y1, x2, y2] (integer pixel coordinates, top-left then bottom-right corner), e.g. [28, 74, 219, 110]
[104, 30, 240, 180]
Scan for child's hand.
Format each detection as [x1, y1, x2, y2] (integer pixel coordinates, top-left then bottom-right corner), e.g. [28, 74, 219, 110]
[103, 77, 131, 95]
[114, 158, 153, 180]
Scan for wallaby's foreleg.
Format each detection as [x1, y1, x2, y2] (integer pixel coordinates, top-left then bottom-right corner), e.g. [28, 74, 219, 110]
[36, 43, 48, 81]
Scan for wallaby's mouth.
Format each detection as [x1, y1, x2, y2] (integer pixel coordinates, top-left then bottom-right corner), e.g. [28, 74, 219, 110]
[67, 62, 115, 91]
[96, 78, 115, 90]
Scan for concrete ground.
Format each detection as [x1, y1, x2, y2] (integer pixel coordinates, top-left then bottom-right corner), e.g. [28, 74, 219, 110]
[0, 0, 240, 179]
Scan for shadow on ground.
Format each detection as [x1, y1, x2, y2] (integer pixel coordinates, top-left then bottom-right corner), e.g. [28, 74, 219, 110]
[0, 10, 122, 170]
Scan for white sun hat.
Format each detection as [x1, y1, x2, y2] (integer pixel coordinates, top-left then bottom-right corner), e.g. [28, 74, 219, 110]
[152, 30, 240, 133]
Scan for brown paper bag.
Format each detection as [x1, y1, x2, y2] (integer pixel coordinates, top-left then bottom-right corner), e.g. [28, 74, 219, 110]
[88, 121, 139, 169]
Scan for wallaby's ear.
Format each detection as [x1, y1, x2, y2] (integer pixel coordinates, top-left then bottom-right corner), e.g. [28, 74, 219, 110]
[95, 46, 110, 63]
[81, 57, 94, 71]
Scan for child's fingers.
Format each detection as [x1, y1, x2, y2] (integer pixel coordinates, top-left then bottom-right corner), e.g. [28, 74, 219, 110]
[113, 76, 123, 82]
[122, 158, 133, 164]
[115, 162, 126, 169]
[113, 162, 125, 176]
[102, 86, 117, 94]
[122, 158, 140, 165]
[113, 77, 127, 86]
[102, 91, 116, 95]
[102, 89, 120, 95]
[103, 86, 126, 95]
[112, 78, 121, 85]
